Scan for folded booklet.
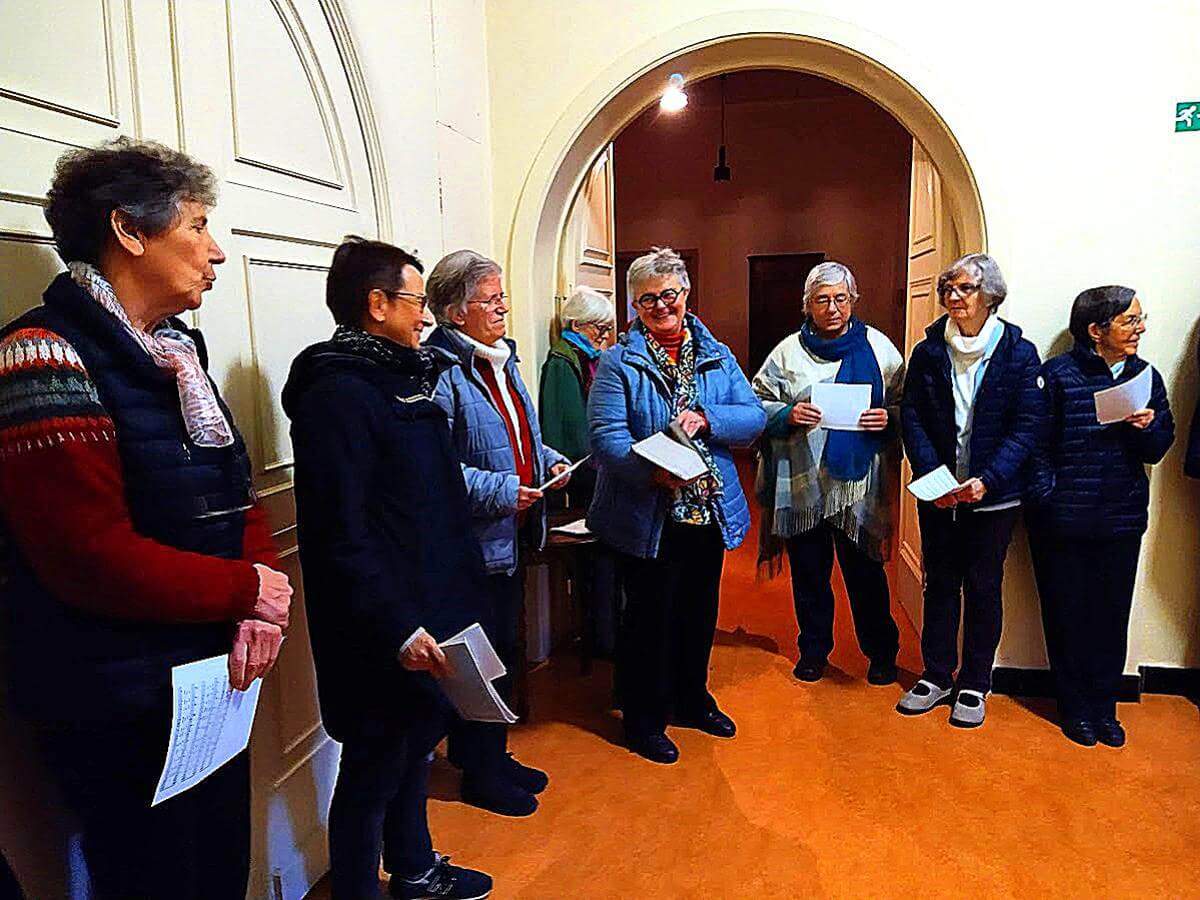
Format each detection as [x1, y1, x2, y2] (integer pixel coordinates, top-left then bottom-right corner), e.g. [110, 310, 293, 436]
[437, 624, 518, 724]
[632, 429, 708, 482]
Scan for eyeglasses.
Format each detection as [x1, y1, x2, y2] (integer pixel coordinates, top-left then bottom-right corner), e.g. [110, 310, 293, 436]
[467, 292, 507, 311]
[590, 323, 614, 338]
[938, 282, 981, 300]
[809, 293, 854, 309]
[634, 288, 685, 310]
[385, 290, 427, 312]
[1107, 312, 1149, 329]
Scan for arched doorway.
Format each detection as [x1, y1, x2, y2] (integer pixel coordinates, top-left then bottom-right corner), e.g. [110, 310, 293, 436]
[504, 22, 987, 667]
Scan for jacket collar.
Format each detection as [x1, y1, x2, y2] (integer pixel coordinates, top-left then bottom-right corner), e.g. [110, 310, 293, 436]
[1069, 341, 1146, 380]
[549, 335, 585, 378]
[923, 313, 1021, 370]
[620, 313, 724, 370]
[426, 325, 520, 370]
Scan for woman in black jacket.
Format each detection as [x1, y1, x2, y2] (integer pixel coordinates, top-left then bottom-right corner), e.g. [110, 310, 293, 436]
[283, 238, 492, 900]
[898, 253, 1045, 728]
[1029, 286, 1173, 748]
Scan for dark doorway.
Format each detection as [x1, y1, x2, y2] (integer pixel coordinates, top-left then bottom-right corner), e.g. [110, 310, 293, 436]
[748, 252, 825, 374]
[614, 248, 700, 335]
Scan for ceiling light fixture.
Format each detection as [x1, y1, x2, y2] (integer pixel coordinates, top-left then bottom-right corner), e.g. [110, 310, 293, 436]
[713, 74, 731, 182]
[660, 73, 688, 112]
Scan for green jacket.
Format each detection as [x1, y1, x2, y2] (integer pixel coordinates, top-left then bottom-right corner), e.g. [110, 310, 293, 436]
[539, 336, 590, 462]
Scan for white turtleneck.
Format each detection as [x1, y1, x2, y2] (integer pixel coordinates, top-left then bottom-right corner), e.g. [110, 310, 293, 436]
[457, 330, 526, 461]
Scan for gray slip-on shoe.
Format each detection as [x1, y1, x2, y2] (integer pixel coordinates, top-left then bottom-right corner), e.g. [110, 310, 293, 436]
[896, 679, 953, 715]
[948, 689, 987, 728]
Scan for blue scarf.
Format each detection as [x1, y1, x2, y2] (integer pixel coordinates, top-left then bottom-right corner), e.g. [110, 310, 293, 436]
[799, 318, 884, 482]
[561, 328, 601, 360]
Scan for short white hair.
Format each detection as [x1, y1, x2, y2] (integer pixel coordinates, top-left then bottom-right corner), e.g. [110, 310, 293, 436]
[626, 246, 690, 303]
[802, 261, 858, 311]
[561, 287, 614, 330]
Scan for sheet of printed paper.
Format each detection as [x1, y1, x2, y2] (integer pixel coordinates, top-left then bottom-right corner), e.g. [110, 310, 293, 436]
[1093, 365, 1152, 425]
[810, 382, 872, 431]
[907, 465, 962, 502]
[153, 653, 262, 806]
[632, 432, 708, 481]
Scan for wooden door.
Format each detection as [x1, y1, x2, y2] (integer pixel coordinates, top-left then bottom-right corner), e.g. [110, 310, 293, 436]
[556, 145, 616, 341]
[895, 140, 960, 631]
[747, 253, 826, 375]
[0, 3, 382, 897]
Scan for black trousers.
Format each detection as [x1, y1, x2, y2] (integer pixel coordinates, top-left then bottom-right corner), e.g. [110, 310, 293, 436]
[1029, 533, 1141, 721]
[616, 520, 725, 736]
[35, 714, 249, 900]
[785, 523, 899, 665]
[446, 568, 522, 775]
[917, 504, 1021, 692]
[328, 700, 450, 900]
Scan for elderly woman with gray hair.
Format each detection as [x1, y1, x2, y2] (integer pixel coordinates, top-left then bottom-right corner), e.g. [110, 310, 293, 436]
[587, 247, 765, 765]
[752, 261, 903, 686]
[425, 250, 570, 817]
[539, 286, 616, 508]
[0, 139, 291, 898]
[899, 253, 1045, 728]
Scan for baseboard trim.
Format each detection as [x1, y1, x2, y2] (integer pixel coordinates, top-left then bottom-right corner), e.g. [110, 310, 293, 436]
[992, 665, 1200, 702]
[991, 667, 1140, 702]
[1140, 666, 1200, 700]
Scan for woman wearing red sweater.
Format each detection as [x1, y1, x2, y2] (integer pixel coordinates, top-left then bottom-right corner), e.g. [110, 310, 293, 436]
[0, 140, 292, 900]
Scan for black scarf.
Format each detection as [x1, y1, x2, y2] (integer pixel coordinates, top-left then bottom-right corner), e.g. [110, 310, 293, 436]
[329, 325, 443, 397]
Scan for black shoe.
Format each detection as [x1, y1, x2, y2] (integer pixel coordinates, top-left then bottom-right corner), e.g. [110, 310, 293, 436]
[390, 854, 493, 899]
[1096, 717, 1126, 748]
[793, 658, 826, 682]
[460, 773, 538, 817]
[675, 708, 737, 738]
[867, 660, 898, 686]
[1062, 719, 1098, 747]
[498, 752, 549, 794]
[626, 731, 679, 764]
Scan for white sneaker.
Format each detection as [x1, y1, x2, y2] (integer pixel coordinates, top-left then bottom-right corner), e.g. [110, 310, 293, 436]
[896, 679, 952, 715]
[949, 689, 987, 728]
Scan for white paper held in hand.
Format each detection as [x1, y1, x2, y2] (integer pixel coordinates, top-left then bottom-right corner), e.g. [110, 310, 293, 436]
[907, 465, 963, 502]
[153, 653, 263, 806]
[438, 623, 518, 724]
[810, 382, 872, 431]
[632, 432, 708, 481]
[537, 454, 590, 491]
[1093, 365, 1152, 425]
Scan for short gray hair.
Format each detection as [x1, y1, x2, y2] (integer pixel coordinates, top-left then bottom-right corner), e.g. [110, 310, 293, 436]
[938, 252, 1008, 309]
[44, 137, 217, 265]
[561, 287, 614, 330]
[803, 261, 859, 310]
[426, 249, 502, 325]
[626, 246, 690, 304]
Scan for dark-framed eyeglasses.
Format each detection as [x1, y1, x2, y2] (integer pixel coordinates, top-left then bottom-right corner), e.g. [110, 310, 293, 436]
[590, 322, 614, 338]
[809, 293, 855, 309]
[634, 287, 685, 310]
[385, 289, 428, 311]
[938, 282, 981, 300]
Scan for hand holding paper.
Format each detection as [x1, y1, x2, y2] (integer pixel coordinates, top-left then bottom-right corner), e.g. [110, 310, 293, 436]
[1094, 365, 1152, 425]
[810, 382, 872, 431]
[907, 465, 962, 502]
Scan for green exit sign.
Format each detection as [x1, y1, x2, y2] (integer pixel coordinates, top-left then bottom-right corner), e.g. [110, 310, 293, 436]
[1177, 102, 1200, 132]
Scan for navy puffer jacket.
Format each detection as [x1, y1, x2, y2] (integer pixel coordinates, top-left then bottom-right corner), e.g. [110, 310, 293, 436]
[901, 315, 1046, 506]
[1029, 345, 1174, 538]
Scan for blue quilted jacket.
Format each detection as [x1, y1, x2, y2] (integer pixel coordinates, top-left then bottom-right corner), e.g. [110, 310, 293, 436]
[426, 326, 568, 575]
[901, 315, 1046, 506]
[1029, 345, 1174, 538]
[586, 315, 766, 558]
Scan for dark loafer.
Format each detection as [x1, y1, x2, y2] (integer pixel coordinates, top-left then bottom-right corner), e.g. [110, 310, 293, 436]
[1062, 719, 1098, 747]
[626, 731, 679, 764]
[867, 660, 898, 686]
[675, 708, 737, 738]
[792, 658, 826, 682]
[1096, 717, 1126, 748]
[499, 752, 549, 794]
[460, 774, 538, 817]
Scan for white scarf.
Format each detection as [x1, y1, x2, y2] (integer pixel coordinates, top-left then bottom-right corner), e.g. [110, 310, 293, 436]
[68, 262, 234, 448]
[944, 314, 1003, 480]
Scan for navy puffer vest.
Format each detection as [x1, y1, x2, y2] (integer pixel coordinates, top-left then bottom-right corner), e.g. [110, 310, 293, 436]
[1, 273, 253, 723]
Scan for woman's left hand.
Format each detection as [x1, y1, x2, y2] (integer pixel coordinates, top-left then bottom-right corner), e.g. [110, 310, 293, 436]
[858, 408, 888, 431]
[1124, 408, 1155, 430]
[675, 410, 709, 438]
[952, 477, 987, 504]
[229, 619, 284, 691]
[548, 462, 572, 490]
